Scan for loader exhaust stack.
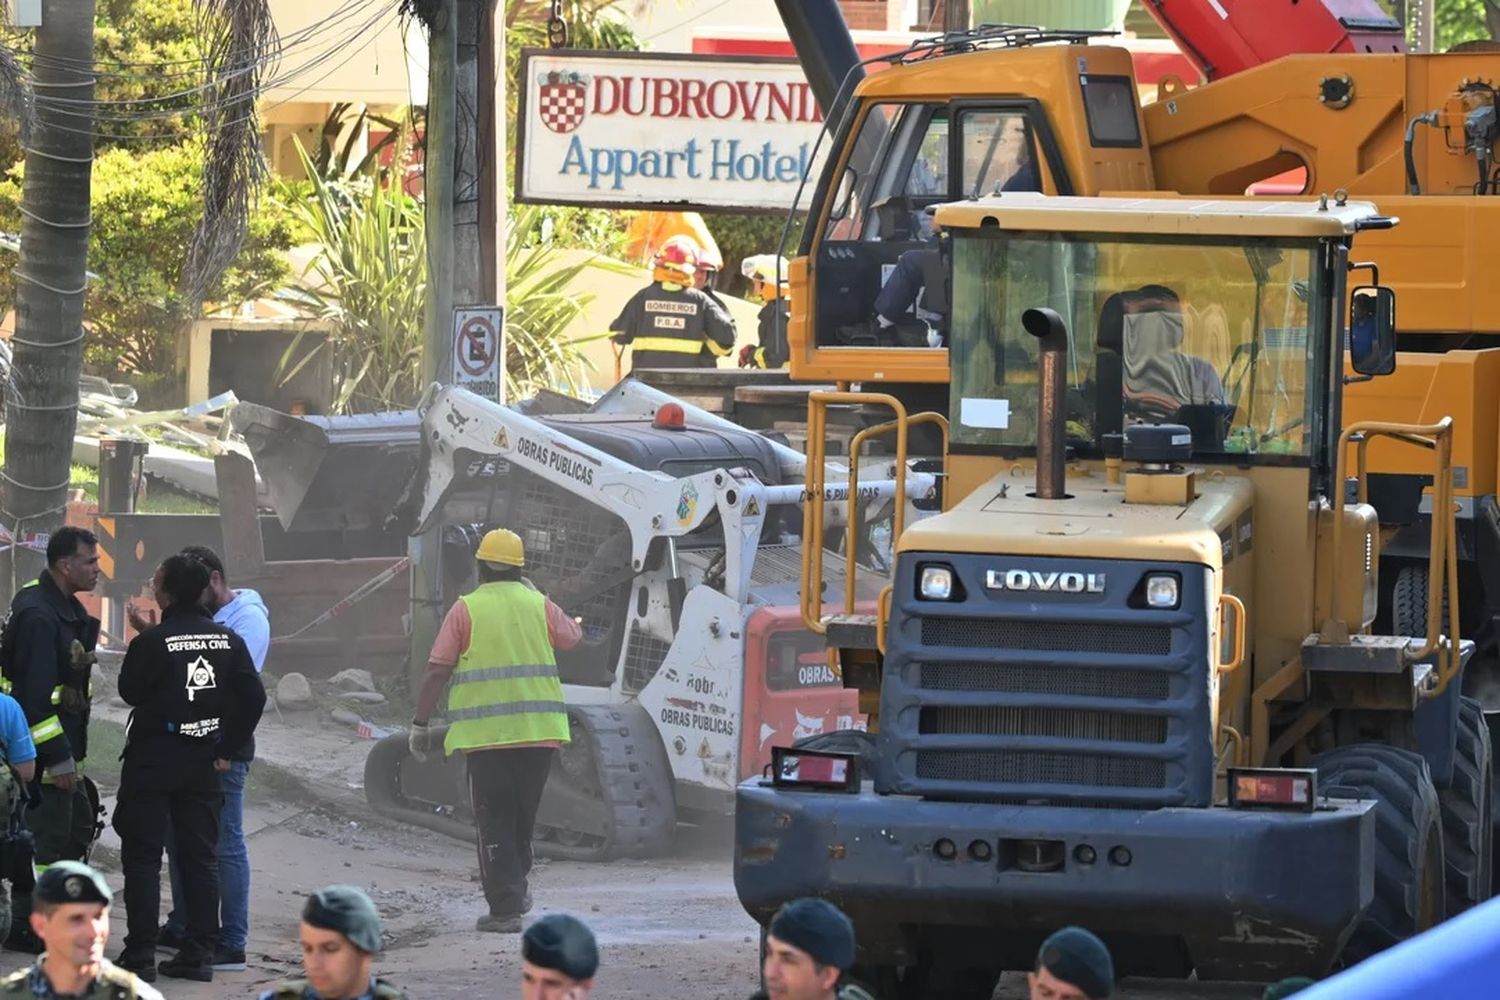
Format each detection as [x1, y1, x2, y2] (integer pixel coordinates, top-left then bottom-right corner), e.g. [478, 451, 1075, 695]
[1022, 307, 1070, 500]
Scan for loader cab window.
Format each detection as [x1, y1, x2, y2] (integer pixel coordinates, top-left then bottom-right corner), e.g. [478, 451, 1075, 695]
[814, 100, 1047, 347]
[947, 231, 1328, 466]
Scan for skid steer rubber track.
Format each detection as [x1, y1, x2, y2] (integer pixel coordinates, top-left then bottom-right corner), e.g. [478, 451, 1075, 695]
[362, 728, 477, 842]
[534, 703, 677, 862]
[1315, 743, 1443, 965]
[1438, 697, 1495, 914]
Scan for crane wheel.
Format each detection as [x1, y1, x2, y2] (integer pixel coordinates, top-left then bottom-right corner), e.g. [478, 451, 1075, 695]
[1438, 697, 1495, 913]
[1392, 564, 1449, 638]
[1315, 744, 1443, 964]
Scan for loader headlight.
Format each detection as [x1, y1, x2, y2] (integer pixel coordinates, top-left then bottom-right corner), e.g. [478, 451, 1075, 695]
[919, 565, 955, 601]
[1145, 574, 1180, 609]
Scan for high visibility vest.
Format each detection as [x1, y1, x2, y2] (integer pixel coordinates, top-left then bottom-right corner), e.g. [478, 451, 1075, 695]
[444, 582, 570, 754]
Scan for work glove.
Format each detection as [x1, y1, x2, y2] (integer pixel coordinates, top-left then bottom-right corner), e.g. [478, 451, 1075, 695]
[408, 721, 433, 763]
[67, 640, 95, 677]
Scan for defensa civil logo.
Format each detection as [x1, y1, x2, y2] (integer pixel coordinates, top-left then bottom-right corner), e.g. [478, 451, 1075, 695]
[538, 70, 589, 134]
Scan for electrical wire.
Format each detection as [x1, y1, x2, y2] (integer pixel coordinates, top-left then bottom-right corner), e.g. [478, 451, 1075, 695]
[4, 7, 400, 143]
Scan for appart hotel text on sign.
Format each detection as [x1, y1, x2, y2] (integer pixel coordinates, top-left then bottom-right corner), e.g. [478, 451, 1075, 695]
[517, 49, 826, 212]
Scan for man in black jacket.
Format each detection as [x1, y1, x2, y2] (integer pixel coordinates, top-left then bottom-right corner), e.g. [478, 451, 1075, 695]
[111, 554, 265, 984]
[0, 526, 101, 953]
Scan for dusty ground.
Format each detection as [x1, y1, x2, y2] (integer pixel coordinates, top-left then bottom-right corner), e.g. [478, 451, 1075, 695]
[0, 678, 1271, 999]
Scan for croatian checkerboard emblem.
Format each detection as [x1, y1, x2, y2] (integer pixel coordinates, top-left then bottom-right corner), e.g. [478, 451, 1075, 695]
[538, 71, 589, 134]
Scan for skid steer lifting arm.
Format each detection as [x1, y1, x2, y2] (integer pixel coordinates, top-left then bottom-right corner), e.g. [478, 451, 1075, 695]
[405, 385, 933, 605]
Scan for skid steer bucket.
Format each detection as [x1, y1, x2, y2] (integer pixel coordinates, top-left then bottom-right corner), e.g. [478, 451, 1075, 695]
[230, 403, 422, 533]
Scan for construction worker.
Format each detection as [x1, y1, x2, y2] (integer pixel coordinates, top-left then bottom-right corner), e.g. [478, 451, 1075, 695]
[112, 553, 266, 983]
[155, 544, 270, 972]
[737, 254, 791, 370]
[521, 913, 598, 1000]
[0, 526, 102, 954]
[409, 529, 582, 933]
[1029, 926, 1115, 1000]
[754, 897, 874, 1000]
[610, 235, 736, 370]
[0, 861, 163, 999]
[258, 886, 407, 1000]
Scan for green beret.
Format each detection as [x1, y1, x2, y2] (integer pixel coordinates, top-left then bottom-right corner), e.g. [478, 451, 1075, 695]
[523, 914, 598, 981]
[1263, 977, 1317, 1000]
[301, 885, 383, 954]
[768, 898, 856, 971]
[1038, 927, 1114, 999]
[35, 861, 111, 906]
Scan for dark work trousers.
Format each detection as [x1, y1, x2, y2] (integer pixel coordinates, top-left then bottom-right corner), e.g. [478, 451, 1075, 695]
[111, 756, 222, 959]
[466, 747, 555, 917]
[11, 782, 95, 928]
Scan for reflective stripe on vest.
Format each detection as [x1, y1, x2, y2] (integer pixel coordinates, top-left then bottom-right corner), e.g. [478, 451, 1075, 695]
[631, 336, 706, 354]
[444, 582, 569, 753]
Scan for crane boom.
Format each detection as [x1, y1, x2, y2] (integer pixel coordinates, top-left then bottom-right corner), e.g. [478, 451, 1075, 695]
[1142, 0, 1405, 80]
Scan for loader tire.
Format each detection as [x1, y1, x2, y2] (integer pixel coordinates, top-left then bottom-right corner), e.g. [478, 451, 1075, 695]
[535, 703, 676, 861]
[1315, 744, 1444, 964]
[1438, 697, 1494, 914]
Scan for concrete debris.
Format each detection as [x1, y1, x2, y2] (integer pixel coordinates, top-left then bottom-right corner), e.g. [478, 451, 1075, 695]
[275, 671, 315, 709]
[337, 690, 387, 705]
[329, 668, 376, 693]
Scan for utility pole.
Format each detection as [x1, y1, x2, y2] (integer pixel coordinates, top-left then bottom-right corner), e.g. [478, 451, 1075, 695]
[2, 0, 96, 600]
[944, 0, 970, 33]
[410, 0, 504, 686]
[411, 0, 456, 686]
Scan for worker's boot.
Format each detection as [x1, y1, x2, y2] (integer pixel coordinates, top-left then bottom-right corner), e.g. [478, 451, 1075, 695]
[159, 947, 213, 982]
[115, 948, 158, 983]
[475, 913, 523, 933]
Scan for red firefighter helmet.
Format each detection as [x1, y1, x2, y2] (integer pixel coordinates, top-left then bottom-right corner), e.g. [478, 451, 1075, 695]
[653, 236, 701, 284]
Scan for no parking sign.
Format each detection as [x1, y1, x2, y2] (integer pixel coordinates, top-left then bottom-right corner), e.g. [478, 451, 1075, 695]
[452, 306, 504, 401]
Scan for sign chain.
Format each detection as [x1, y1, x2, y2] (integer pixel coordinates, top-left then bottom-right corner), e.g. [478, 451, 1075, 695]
[547, 0, 569, 48]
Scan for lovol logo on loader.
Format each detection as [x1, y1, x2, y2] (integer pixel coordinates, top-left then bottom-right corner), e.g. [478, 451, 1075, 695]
[986, 569, 1106, 594]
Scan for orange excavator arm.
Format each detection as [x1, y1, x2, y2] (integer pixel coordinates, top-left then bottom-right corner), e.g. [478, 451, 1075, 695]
[1142, 0, 1405, 80]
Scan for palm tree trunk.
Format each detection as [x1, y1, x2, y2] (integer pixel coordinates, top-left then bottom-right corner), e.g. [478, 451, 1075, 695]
[2, 0, 95, 599]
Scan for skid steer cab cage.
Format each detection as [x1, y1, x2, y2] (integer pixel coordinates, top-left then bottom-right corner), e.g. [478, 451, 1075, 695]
[769, 747, 861, 793]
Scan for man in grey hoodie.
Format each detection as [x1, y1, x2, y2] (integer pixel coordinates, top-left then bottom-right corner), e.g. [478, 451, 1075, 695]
[129, 546, 268, 971]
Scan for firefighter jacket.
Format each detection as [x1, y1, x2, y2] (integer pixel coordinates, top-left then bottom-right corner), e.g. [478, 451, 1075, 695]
[610, 281, 736, 368]
[117, 604, 266, 765]
[749, 300, 791, 369]
[444, 582, 570, 754]
[0, 573, 100, 772]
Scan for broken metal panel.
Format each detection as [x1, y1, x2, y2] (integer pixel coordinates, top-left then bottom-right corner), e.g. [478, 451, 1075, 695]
[231, 402, 422, 533]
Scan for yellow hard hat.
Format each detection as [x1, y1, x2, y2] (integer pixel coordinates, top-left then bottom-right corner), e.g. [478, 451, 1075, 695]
[475, 528, 524, 568]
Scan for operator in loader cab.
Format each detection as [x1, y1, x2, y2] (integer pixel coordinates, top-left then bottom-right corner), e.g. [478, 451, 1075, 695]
[611, 235, 737, 370]
[409, 529, 581, 933]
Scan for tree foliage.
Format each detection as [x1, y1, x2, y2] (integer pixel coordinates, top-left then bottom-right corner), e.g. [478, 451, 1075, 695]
[0, 142, 292, 378]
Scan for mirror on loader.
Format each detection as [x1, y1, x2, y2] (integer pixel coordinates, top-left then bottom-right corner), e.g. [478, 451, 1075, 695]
[1349, 285, 1396, 377]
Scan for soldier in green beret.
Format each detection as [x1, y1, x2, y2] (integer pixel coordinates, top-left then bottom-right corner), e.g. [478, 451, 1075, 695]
[521, 913, 597, 999]
[0, 861, 162, 998]
[258, 885, 406, 1000]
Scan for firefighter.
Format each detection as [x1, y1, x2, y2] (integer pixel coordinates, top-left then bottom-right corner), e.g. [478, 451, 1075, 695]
[0, 526, 102, 954]
[610, 236, 736, 370]
[112, 553, 266, 983]
[408, 529, 582, 933]
[737, 254, 791, 370]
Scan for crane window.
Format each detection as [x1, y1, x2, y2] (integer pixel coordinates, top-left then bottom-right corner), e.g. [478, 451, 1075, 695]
[1081, 75, 1142, 148]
